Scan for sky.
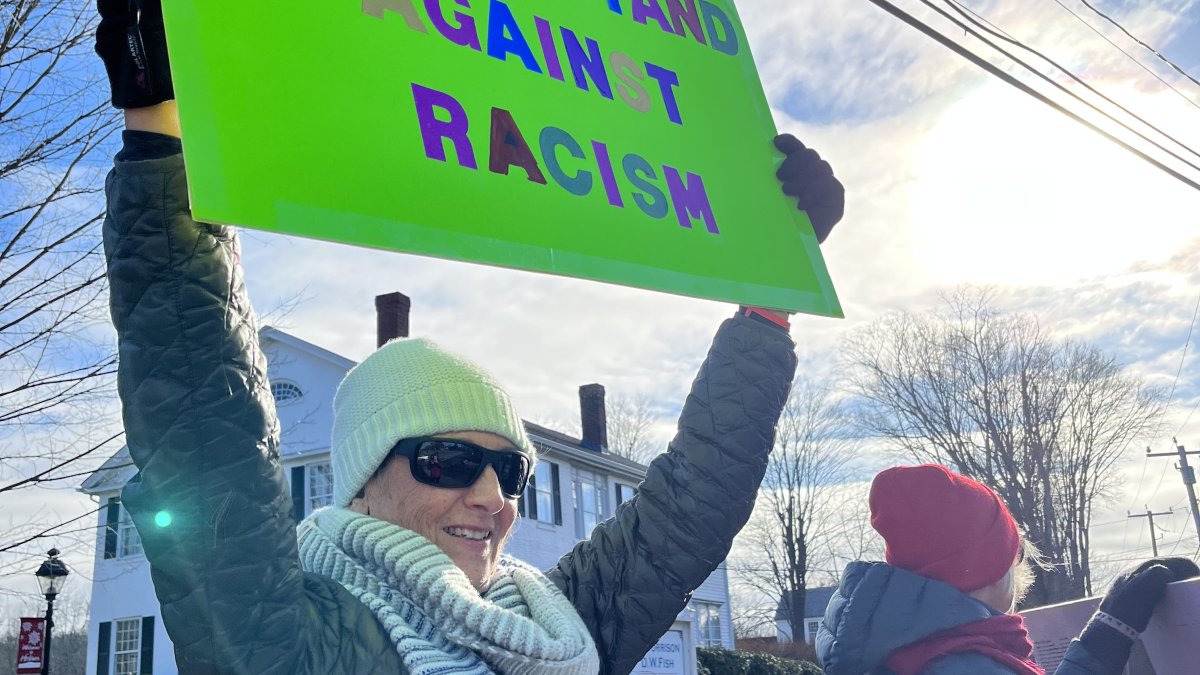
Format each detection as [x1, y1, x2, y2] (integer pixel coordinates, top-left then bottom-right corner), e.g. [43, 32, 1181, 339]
[5, 0, 1200, 622]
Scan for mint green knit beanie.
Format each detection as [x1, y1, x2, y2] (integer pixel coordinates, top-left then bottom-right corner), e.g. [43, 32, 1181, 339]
[331, 338, 535, 507]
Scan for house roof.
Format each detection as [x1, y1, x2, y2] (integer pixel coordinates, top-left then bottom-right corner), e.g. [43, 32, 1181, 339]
[260, 326, 357, 370]
[80, 326, 651, 495]
[524, 421, 648, 480]
[78, 444, 136, 495]
[774, 586, 839, 621]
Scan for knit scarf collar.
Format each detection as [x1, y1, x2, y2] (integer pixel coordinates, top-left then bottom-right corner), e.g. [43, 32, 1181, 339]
[297, 508, 599, 675]
[885, 613, 1044, 675]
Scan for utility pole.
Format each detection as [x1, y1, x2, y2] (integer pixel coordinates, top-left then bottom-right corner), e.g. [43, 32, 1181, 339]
[1128, 508, 1173, 557]
[1146, 439, 1200, 546]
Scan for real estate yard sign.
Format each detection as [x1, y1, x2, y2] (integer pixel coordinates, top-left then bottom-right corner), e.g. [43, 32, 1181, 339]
[162, 0, 841, 315]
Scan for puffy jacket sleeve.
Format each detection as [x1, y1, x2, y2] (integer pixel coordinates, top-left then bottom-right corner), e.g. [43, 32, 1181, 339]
[546, 315, 798, 675]
[103, 147, 399, 674]
[1053, 640, 1122, 675]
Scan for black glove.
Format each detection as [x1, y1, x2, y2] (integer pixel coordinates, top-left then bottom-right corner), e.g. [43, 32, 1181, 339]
[1077, 557, 1200, 668]
[96, 0, 174, 109]
[773, 134, 845, 244]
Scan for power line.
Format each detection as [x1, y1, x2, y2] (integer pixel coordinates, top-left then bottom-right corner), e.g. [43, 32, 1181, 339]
[860, 0, 1200, 192]
[942, 0, 1200, 164]
[1122, 455, 1152, 553]
[1129, 508, 1173, 556]
[1165, 292, 1200, 409]
[1051, 0, 1200, 111]
[1177, 393, 1200, 434]
[1168, 509, 1196, 555]
[1073, 0, 1200, 90]
[1146, 441, 1200, 546]
[923, 0, 1200, 174]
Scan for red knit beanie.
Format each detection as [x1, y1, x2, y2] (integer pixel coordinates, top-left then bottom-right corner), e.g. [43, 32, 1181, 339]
[869, 464, 1020, 593]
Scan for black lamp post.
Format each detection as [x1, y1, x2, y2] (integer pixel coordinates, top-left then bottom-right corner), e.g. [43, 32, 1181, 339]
[34, 548, 68, 675]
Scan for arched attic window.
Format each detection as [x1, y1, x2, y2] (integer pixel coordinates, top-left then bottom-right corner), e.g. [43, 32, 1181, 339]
[271, 380, 304, 405]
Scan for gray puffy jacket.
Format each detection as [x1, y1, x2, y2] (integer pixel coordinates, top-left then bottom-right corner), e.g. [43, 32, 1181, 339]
[103, 139, 798, 674]
[817, 562, 1116, 675]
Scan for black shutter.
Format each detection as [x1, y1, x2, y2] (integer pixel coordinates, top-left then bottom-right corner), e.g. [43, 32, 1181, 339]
[615, 483, 622, 507]
[551, 463, 562, 526]
[104, 498, 120, 559]
[97, 621, 112, 675]
[526, 471, 538, 520]
[140, 616, 155, 674]
[291, 466, 306, 521]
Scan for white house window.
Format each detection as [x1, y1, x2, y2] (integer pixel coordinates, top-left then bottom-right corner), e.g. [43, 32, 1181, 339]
[614, 483, 636, 506]
[270, 380, 304, 405]
[104, 499, 143, 560]
[575, 470, 605, 538]
[695, 601, 722, 647]
[113, 618, 140, 675]
[806, 620, 821, 644]
[308, 462, 333, 512]
[118, 506, 143, 559]
[532, 458, 559, 523]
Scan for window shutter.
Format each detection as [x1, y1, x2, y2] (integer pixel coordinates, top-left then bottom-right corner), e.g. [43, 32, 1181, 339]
[97, 621, 112, 675]
[526, 472, 538, 520]
[140, 616, 155, 674]
[104, 498, 120, 559]
[291, 466, 306, 521]
[518, 471, 531, 518]
[551, 463, 562, 526]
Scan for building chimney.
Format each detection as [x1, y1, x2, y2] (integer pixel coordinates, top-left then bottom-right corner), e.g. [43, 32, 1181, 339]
[579, 383, 607, 452]
[375, 292, 411, 347]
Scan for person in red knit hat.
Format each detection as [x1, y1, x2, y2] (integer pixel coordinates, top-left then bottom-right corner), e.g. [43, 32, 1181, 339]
[815, 464, 1199, 675]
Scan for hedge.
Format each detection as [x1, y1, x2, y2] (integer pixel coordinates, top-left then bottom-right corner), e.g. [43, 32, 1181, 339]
[696, 647, 823, 675]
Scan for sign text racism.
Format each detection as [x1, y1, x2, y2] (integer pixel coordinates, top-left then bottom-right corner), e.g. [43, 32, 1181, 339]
[367, 0, 744, 234]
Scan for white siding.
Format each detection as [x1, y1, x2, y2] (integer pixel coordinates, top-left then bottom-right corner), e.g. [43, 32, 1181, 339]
[86, 497, 174, 675]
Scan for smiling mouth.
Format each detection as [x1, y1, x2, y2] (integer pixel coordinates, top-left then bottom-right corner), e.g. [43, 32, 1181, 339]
[444, 526, 491, 541]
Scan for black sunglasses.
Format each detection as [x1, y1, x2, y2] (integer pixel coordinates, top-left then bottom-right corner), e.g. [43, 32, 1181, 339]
[390, 437, 531, 499]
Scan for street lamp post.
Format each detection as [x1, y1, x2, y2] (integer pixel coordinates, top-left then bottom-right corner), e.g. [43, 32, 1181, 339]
[34, 548, 69, 675]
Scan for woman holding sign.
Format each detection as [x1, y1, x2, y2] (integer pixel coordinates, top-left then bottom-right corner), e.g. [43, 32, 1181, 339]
[96, 2, 843, 674]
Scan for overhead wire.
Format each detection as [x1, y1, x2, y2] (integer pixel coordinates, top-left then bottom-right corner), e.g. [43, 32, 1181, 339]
[1073, 0, 1200, 90]
[1123, 455, 1152, 552]
[859, 0, 1200, 192]
[923, 0, 1200, 177]
[1050, 0, 1200, 110]
[1164, 291, 1200, 410]
[943, 0, 1200, 165]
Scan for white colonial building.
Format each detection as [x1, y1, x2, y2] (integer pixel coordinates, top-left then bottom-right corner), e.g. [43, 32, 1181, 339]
[78, 294, 731, 675]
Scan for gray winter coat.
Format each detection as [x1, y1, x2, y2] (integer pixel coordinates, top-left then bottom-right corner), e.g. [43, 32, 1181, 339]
[816, 562, 1116, 675]
[103, 140, 798, 675]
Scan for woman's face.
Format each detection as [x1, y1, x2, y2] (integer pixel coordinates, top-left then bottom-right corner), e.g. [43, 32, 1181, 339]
[351, 430, 519, 592]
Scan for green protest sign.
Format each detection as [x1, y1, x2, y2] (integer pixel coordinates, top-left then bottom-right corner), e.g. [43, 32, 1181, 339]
[162, 0, 841, 316]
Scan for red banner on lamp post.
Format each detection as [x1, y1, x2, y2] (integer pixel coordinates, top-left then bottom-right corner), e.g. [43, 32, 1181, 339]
[16, 617, 45, 674]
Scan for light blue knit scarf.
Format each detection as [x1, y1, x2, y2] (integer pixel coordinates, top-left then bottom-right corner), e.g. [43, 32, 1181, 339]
[297, 508, 599, 675]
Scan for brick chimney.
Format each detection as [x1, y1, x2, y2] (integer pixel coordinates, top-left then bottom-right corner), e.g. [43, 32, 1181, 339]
[579, 383, 607, 452]
[375, 292, 411, 347]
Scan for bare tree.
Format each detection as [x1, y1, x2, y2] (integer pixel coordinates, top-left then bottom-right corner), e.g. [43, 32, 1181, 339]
[727, 583, 777, 640]
[844, 288, 1164, 605]
[1, 1, 124, 561]
[605, 392, 660, 464]
[805, 480, 882, 587]
[735, 377, 856, 643]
